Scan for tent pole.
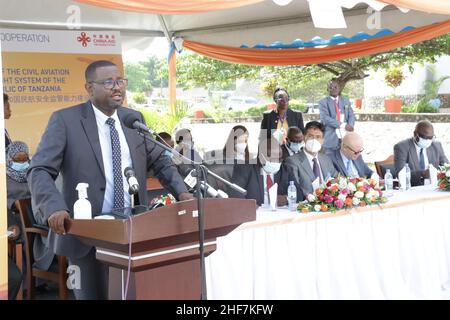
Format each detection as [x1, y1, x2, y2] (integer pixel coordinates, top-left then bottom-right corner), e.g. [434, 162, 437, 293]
[169, 51, 177, 115]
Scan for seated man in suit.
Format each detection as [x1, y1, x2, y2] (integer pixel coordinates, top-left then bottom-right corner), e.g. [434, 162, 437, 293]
[394, 120, 448, 186]
[319, 80, 355, 155]
[280, 121, 338, 201]
[329, 132, 373, 178]
[281, 126, 304, 161]
[229, 136, 283, 207]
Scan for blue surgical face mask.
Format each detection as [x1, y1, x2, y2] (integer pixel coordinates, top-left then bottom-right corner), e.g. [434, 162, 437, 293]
[11, 161, 29, 172]
[289, 142, 304, 153]
[416, 136, 433, 149]
[164, 150, 174, 158]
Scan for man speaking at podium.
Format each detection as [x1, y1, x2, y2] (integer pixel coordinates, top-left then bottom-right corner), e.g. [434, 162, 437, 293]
[28, 60, 193, 299]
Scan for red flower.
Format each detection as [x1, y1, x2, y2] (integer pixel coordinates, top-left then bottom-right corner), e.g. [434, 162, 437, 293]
[165, 197, 172, 205]
[439, 183, 446, 190]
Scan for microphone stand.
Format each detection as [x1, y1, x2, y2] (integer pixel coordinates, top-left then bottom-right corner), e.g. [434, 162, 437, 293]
[135, 128, 246, 300]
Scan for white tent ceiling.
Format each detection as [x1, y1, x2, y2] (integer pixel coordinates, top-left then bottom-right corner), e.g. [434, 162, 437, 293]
[0, 0, 448, 55]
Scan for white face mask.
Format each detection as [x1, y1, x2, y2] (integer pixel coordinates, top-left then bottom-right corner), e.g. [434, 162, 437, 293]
[263, 161, 281, 174]
[416, 136, 432, 149]
[235, 143, 247, 154]
[305, 139, 322, 153]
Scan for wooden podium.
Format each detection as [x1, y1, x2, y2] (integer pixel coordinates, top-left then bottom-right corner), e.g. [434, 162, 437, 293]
[66, 198, 256, 300]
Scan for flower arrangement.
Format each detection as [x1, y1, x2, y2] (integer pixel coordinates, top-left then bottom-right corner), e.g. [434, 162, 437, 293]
[437, 164, 450, 191]
[298, 176, 388, 213]
[149, 193, 176, 208]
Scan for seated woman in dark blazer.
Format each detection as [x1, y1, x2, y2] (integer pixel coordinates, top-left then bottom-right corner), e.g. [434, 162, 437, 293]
[260, 88, 304, 144]
[229, 136, 285, 207]
[203, 125, 251, 193]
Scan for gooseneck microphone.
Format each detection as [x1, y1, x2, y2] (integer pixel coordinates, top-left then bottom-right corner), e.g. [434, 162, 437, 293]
[124, 167, 139, 195]
[122, 113, 155, 135]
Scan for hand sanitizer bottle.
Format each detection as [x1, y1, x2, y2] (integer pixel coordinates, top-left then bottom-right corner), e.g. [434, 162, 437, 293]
[73, 183, 92, 219]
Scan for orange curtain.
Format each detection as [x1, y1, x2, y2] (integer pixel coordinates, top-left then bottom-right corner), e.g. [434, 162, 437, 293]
[75, 0, 264, 14]
[380, 0, 450, 14]
[183, 19, 450, 66]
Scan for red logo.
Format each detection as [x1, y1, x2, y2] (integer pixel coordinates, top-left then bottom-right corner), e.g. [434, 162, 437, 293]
[77, 32, 91, 47]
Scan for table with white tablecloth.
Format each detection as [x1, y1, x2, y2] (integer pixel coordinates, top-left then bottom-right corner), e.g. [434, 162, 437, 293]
[205, 186, 450, 299]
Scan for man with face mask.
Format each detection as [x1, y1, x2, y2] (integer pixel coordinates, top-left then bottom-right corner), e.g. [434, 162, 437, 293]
[319, 80, 355, 155]
[260, 88, 304, 144]
[282, 126, 304, 160]
[394, 120, 448, 186]
[280, 121, 337, 201]
[329, 132, 373, 178]
[229, 136, 283, 206]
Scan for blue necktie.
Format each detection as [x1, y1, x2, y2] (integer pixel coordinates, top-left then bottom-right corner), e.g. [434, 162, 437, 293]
[419, 148, 425, 170]
[106, 118, 124, 209]
[346, 159, 353, 176]
[312, 157, 320, 181]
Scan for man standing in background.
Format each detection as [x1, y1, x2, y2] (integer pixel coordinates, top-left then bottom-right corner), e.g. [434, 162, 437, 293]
[319, 80, 355, 155]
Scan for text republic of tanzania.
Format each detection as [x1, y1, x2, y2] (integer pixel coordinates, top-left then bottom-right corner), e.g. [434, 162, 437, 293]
[176, 304, 274, 317]
[0, 32, 50, 43]
[27, 85, 62, 92]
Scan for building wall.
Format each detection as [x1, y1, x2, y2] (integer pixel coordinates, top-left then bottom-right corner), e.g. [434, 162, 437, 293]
[364, 56, 450, 110]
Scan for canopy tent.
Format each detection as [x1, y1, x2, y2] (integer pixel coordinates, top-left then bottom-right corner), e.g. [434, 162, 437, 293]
[1, 0, 449, 112]
[1, 0, 449, 54]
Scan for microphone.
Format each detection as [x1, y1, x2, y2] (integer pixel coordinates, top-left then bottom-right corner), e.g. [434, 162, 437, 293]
[122, 113, 155, 135]
[183, 169, 228, 199]
[124, 167, 139, 195]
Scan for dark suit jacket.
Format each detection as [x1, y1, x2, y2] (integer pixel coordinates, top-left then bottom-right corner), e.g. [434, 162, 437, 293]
[329, 149, 373, 178]
[280, 150, 338, 201]
[28, 101, 188, 259]
[260, 108, 304, 139]
[229, 163, 281, 206]
[394, 138, 448, 186]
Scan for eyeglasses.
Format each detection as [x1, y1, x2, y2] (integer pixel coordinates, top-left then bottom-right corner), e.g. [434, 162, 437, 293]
[418, 133, 436, 140]
[90, 79, 128, 89]
[344, 144, 364, 155]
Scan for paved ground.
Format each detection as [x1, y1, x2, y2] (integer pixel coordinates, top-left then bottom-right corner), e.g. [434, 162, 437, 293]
[183, 121, 450, 164]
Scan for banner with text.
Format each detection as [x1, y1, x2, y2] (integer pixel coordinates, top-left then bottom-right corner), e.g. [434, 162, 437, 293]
[1, 29, 123, 153]
[0, 40, 7, 300]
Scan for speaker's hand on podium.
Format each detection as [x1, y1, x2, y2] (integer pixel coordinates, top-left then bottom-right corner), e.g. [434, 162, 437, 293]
[179, 192, 194, 201]
[48, 210, 70, 235]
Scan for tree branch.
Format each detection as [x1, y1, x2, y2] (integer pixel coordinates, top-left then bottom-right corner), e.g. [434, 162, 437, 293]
[317, 64, 339, 75]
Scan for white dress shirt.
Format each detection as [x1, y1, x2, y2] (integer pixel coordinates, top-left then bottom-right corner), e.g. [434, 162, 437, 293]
[305, 151, 323, 182]
[414, 142, 429, 170]
[92, 104, 133, 213]
[340, 151, 359, 177]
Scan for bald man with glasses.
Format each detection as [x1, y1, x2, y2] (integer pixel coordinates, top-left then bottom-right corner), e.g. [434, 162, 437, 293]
[329, 132, 373, 178]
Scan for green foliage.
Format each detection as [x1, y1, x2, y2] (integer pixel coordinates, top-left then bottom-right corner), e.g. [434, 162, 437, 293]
[402, 69, 450, 113]
[138, 100, 190, 135]
[384, 67, 405, 97]
[133, 92, 146, 104]
[124, 63, 153, 93]
[125, 55, 168, 93]
[176, 53, 262, 90]
[401, 101, 438, 113]
[289, 99, 308, 113]
[174, 34, 449, 95]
